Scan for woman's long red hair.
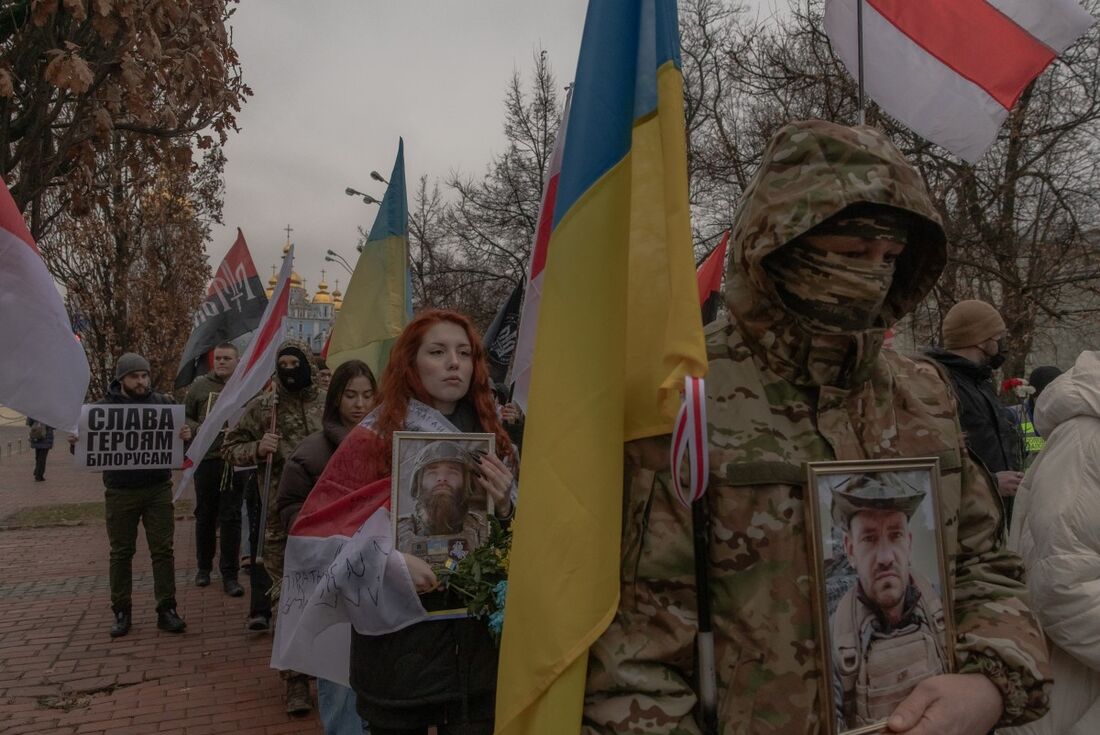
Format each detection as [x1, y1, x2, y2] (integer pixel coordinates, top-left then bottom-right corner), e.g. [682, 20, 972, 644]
[373, 309, 514, 469]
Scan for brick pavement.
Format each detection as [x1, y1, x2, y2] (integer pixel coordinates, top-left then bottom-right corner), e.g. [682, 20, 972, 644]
[0, 447, 324, 734]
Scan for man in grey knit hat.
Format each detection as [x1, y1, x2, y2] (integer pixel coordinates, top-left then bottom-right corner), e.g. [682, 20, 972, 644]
[74, 353, 192, 637]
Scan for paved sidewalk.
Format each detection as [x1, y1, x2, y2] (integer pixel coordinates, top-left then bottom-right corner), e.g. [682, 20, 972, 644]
[0, 449, 324, 734]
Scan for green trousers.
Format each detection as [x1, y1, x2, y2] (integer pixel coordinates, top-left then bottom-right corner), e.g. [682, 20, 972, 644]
[104, 481, 177, 613]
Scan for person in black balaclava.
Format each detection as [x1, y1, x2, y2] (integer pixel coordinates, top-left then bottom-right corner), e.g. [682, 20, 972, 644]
[276, 344, 314, 391]
[221, 338, 323, 716]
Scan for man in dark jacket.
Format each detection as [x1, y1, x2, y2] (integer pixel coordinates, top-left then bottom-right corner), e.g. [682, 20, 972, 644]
[184, 342, 244, 597]
[926, 300, 1024, 521]
[79, 353, 191, 637]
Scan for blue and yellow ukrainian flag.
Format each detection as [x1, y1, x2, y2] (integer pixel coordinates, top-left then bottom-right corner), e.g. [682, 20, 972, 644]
[496, 3, 707, 732]
[326, 138, 411, 377]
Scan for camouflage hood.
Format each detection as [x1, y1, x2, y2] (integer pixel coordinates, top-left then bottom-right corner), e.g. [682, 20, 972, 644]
[727, 120, 947, 387]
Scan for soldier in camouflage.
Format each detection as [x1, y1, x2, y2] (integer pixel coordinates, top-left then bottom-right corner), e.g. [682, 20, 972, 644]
[829, 475, 948, 730]
[221, 337, 323, 716]
[582, 120, 1050, 734]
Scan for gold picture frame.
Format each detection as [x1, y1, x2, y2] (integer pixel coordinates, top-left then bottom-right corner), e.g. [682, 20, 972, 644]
[805, 457, 956, 735]
[204, 390, 220, 420]
[391, 431, 495, 617]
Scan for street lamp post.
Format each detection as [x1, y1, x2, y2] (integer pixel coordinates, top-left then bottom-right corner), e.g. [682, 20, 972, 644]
[325, 249, 353, 274]
[344, 187, 381, 205]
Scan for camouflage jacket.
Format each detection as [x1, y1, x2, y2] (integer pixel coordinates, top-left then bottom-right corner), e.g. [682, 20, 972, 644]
[184, 373, 227, 460]
[583, 121, 1050, 733]
[221, 339, 323, 527]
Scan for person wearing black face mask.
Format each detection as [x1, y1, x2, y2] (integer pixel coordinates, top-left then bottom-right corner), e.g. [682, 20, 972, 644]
[925, 300, 1025, 522]
[221, 338, 323, 716]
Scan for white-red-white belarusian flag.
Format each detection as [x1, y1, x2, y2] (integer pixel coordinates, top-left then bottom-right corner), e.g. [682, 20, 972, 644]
[174, 245, 295, 500]
[0, 183, 89, 431]
[825, 0, 1096, 162]
[510, 86, 572, 413]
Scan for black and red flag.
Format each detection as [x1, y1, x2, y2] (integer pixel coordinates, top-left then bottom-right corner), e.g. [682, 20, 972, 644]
[696, 229, 728, 325]
[174, 229, 268, 388]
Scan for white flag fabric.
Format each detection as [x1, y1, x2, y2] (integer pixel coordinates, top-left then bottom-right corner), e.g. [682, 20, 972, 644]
[270, 401, 465, 684]
[0, 184, 89, 431]
[824, 0, 1095, 163]
[174, 245, 294, 500]
[510, 87, 572, 413]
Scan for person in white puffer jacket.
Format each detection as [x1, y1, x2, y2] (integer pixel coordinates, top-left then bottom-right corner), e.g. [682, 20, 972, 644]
[1005, 350, 1100, 735]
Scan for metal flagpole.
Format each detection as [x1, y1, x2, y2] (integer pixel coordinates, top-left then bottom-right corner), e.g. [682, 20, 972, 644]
[694, 498, 718, 735]
[857, 0, 866, 125]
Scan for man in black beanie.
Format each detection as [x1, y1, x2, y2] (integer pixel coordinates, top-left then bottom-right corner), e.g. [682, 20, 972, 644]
[77, 353, 191, 637]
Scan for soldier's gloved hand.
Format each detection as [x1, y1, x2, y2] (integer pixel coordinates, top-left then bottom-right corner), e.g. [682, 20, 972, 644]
[401, 553, 438, 595]
[257, 432, 280, 460]
[886, 673, 1002, 735]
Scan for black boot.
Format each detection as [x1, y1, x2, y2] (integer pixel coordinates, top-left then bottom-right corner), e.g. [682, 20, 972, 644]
[109, 610, 131, 638]
[223, 576, 244, 598]
[285, 676, 312, 716]
[195, 570, 211, 587]
[157, 608, 186, 633]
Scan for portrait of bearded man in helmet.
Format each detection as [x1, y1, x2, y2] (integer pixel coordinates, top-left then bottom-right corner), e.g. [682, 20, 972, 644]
[394, 438, 491, 567]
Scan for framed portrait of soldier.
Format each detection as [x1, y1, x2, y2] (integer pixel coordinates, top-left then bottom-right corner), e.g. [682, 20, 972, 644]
[804, 457, 956, 735]
[391, 431, 495, 616]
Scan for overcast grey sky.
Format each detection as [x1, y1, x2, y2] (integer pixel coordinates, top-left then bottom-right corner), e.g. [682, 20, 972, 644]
[212, 1, 776, 293]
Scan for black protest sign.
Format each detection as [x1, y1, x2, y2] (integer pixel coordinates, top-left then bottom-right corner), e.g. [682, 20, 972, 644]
[75, 404, 186, 471]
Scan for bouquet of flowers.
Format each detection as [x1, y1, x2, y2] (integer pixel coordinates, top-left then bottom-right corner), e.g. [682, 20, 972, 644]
[438, 516, 511, 644]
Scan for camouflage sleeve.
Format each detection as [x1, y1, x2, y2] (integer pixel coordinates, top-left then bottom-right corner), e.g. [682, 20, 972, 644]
[221, 397, 266, 467]
[952, 450, 1052, 727]
[583, 437, 702, 735]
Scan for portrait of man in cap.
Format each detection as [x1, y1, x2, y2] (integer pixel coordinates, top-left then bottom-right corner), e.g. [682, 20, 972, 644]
[824, 471, 950, 732]
[394, 438, 490, 568]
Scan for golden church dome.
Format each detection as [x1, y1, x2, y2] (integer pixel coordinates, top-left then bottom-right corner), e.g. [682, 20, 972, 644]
[312, 270, 334, 305]
[265, 265, 277, 299]
[332, 279, 343, 312]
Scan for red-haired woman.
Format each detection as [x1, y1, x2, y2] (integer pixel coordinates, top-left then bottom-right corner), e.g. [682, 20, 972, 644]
[286, 309, 516, 735]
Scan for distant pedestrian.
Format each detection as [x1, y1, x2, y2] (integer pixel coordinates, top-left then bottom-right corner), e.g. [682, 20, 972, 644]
[316, 358, 332, 392]
[26, 417, 53, 482]
[1017, 366, 1063, 468]
[72, 353, 191, 638]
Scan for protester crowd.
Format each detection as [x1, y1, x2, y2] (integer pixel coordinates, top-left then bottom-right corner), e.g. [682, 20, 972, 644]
[45, 119, 1099, 735]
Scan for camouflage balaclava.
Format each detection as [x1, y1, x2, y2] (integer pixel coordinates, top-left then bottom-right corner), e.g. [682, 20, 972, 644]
[764, 205, 911, 333]
[727, 120, 947, 388]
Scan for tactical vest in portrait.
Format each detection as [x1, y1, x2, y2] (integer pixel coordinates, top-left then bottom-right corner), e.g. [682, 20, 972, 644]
[831, 574, 948, 727]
